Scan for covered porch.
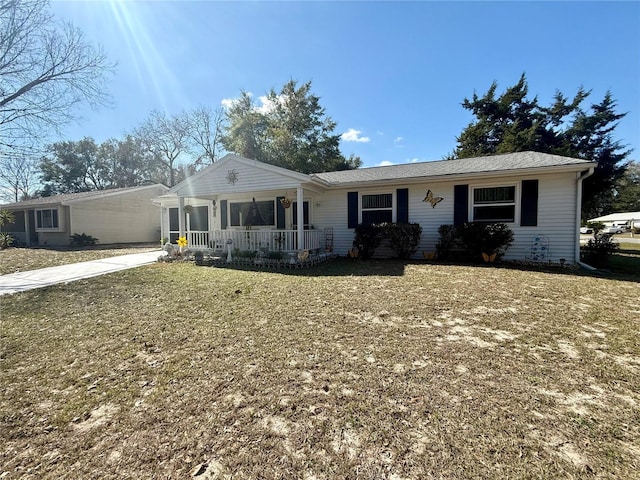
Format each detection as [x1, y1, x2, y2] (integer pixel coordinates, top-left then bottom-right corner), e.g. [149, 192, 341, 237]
[155, 154, 335, 260]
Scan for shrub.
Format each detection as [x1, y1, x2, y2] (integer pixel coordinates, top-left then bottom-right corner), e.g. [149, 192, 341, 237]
[435, 224, 458, 260]
[386, 223, 422, 259]
[436, 222, 514, 262]
[581, 233, 619, 268]
[70, 233, 99, 247]
[457, 222, 514, 261]
[353, 224, 385, 260]
[0, 232, 14, 249]
[266, 251, 285, 260]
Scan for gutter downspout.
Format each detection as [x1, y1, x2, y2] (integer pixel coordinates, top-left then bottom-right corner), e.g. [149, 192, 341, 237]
[576, 167, 595, 269]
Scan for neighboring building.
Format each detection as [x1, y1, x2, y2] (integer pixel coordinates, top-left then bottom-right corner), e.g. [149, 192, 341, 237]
[155, 152, 595, 264]
[589, 211, 640, 229]
[1, 184, 169, 246]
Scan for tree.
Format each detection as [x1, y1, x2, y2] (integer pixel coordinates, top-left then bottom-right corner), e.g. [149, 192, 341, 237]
[612, 161, 640, 212]
[451, 74, 630, 217]
[221, 91, 269, 162]
[39, 137, 106, 194]
[97, 135, 167, 188]
[0, 153, 40, 202]
[38, 135, 166, 195]
[221, 80, 361, 173]
[0, 0, 113, 201]
[134, 110, 192, 187]
[187, 105, 225, 168]
[0, 0, 113, 154]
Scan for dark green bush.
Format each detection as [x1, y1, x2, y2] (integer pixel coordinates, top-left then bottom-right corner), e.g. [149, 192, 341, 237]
[436, 222, 514, 262]
[70, 233, 99, 247]
[385, 223, 422, 258]
[266, 251, 285, 260]
[354, 223, 423, 259]
[581, 233, 619, 268]
[435, 224, 458, 260]
[457, 222, 514, 261]
[353, 224, 385, 259]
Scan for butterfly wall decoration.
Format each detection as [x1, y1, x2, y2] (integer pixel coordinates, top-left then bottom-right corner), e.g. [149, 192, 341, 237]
[423, 189, 443, 208]
[482, 252, 497, 263]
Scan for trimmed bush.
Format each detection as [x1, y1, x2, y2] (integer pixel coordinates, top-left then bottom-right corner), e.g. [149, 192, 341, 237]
[435, 224, 458, 260]
[457, 222, 514, 261]
[353, 224, 385, 260]
[386, 223, 422, 259]
[70, 233, 99, 247]
[436, 222, 514, 262]
[354, 223, 422, 259]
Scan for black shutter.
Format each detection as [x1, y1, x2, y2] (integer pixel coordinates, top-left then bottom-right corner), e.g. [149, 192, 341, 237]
[220, 200, 228, 229]
[520, 179, 539, 226]
[396, 188, 409, 224]
[453, 184, 469, 226]
[276, 196, 286, 229]
[347, 192, 358, 228]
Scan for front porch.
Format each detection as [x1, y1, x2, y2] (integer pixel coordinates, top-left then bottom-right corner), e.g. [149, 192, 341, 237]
[182, 228, 328, 253]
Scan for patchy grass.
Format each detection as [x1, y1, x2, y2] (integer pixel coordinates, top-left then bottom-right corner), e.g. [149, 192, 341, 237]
[0, 244, 159, 275]
[1, 260, 639, 479]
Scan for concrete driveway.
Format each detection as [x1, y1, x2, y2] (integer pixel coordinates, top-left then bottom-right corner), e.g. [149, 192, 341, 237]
[0, 250, 162, 296]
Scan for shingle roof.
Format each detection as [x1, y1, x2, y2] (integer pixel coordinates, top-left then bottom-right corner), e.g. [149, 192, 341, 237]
[1, 185, 164, 209]
[312, 151, 594, 185]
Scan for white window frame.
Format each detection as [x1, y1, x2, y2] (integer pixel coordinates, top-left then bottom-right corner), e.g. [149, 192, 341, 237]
[35, 208, 62, 231]
[471, 183, 518, 223]
[360, 191, 394, 224]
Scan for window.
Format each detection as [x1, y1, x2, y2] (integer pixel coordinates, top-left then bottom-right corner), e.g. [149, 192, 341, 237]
[189, 206, 209, 231]
[230, 200, 275, 227]
[472, 186, 516, 222]
[361, 193, 392, 224]
[292, 201, 310, 229]
[36, 208, 59, 230]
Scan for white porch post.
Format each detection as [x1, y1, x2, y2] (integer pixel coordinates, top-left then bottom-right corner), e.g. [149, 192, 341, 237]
[296, 186, 304, 250]
[178, 196, 185, 240]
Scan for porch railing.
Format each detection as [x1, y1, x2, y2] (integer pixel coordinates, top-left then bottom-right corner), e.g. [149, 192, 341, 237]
[173, 229, 323, 252]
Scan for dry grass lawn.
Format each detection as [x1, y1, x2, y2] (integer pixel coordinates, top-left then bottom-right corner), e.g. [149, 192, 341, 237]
[1, 260, 639, 479]
[0, 244, 159, 275]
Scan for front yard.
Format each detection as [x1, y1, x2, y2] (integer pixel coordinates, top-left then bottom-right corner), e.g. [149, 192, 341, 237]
[1, 260, 639, 479]
[0, 244, 159, 275]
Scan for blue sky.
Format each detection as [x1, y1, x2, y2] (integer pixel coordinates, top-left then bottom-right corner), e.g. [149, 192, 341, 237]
[51, 1, 640, 168]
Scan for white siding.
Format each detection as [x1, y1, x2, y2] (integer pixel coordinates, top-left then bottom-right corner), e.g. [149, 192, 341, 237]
[71, 186, 166, 244]
[313, 171, 579, 262]
[177, 159, 305, 197]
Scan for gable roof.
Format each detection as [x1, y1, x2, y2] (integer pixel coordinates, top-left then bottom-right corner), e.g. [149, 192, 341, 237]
[312, 151, 595, 186]
[1, 184, 168, 209]
[167, 154, 312, 196]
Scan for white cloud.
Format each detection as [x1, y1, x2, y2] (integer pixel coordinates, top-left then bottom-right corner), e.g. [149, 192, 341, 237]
[394, 136, 404, 144]
[221, 97, 240, 110]
[341, 128, 370, 143]
[256, 94, 284, 114]
[376, 160, 395, 167]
